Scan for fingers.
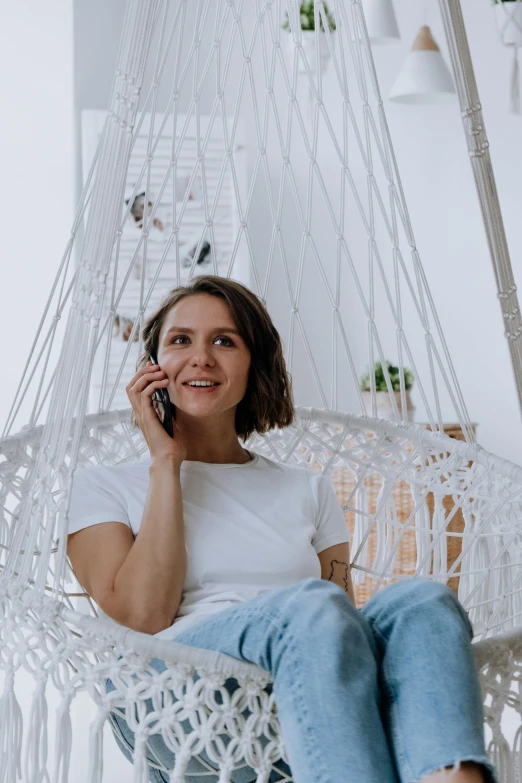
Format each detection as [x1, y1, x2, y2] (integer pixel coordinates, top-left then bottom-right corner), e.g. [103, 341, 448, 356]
[127, 365, 169, 396]
[126, 360, 162, 391]
[126, 362, 171, 431]
[136, 370, 169, 394]
[140, 377, 169, 400]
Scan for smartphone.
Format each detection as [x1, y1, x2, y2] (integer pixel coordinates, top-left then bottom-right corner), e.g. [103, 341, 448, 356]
[149, 353, 175, 438]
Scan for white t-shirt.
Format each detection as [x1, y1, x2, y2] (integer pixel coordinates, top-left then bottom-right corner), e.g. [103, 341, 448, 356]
[67, 450, 350, 640]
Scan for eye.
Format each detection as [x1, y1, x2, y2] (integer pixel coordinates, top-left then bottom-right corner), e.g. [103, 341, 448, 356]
[169, 335, 234, 346]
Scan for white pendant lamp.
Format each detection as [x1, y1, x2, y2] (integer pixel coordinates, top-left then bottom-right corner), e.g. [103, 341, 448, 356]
[361, 0, 400, 45]
[389, 25, 456, 104]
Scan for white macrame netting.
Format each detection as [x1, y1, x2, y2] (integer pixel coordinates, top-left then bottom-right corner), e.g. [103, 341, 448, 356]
[1, 1, 522, 781]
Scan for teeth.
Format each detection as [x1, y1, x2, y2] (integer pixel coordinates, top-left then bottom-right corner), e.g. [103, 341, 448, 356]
[187, 381, 217, 387]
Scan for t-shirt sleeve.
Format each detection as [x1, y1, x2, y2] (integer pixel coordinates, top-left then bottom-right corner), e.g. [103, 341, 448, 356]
[308, 472, 351, 554]
[66, 466, 131, 535]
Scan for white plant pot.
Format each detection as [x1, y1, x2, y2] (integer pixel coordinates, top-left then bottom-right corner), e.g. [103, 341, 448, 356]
[362, 389, 415, 422]
[286, 30, 335, 75]
[495, 3, 522, 46]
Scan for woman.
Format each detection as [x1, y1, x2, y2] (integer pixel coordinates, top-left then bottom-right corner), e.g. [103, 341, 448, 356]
[67, 275, 496, 783]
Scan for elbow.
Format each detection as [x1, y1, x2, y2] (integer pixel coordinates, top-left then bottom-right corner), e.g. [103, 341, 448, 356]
[98, 596, 173, 636]
[115, 608, 176, 636]
[98, 588, 179, 635]
[136, 615, 175, 635]
[128, 605, 179, 635]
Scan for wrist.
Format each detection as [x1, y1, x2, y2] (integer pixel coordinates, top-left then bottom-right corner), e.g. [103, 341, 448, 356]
[149, 455, 183, 473]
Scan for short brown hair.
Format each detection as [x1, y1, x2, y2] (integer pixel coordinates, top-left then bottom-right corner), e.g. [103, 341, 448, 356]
[129, 275, 295, 441]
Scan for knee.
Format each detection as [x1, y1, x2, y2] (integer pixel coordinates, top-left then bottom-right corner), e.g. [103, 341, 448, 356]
[386, 576, 455, 603]
[388, 576, 460, 608]
[377, 578, 473, 638]
[287, 576, 352, 606]
[272, 578, 380, 665]
[281, 577, 366, 631]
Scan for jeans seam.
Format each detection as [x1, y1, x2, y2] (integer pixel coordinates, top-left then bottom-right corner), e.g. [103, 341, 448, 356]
[275, 622, 334, 783]
[366, 616, 414, 781]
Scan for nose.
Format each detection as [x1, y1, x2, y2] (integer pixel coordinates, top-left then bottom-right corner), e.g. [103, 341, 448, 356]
[188, 341, 215, 367]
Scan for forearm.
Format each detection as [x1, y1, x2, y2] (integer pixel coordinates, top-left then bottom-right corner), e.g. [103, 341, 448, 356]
[110, 457, 186, 634]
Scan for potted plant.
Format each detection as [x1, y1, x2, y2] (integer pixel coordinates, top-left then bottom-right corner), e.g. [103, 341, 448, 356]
[360, 360, 415, 421]
[282, 1, 336, 75]
[494, 0, 522, 46]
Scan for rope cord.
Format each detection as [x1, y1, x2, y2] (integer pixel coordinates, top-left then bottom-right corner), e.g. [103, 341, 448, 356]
[439, 0, 522, 418]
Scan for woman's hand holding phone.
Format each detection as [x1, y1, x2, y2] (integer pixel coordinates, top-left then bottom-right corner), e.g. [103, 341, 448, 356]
[126, 361, 187, 466]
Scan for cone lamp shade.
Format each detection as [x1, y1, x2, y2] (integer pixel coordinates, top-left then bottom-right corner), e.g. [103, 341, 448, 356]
[389, 26, 456, 104]
[361, 0, 400, 44]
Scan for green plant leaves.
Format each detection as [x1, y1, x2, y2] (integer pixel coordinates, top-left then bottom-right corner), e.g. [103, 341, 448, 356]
[360, 361, 414, 392]
[282, 1, 336, 32]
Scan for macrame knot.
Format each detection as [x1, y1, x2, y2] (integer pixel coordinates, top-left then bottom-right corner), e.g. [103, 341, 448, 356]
[245, 681, 265, 698]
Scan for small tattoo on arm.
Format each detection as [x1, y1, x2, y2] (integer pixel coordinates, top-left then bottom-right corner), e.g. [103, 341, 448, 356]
[327, 560, 350, 592]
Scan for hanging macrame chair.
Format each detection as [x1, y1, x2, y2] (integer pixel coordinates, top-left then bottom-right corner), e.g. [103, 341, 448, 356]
[1, 1, 522, 782]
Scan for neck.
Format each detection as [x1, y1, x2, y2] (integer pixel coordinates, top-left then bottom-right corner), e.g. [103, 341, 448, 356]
[184, 445, 251, 464]
[176, 411, 251, 464]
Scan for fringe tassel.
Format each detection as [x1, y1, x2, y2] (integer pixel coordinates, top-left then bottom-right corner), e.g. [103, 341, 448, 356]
[412, 486, 432, 577]
[488, 734, 513, 783]
[460, 508, 474, 603]
[385, 497, 398, 577]
[494, 534, 515, 631]
[23, 674, 49, 783]
[460, 506, 492, 628]
[0, 669, 23, 783]
[87, 708, 109, 783]
[132, 732, 151, 783]
[170, 754, 192, 783]
[352, 479, 370, 585]
[431, 494, 447, 578]
[54, 690, 74, 783]
[370, 481, 386, 577]
[510, 47, 521, 115]
[478, 535, 492, 629]
[514, 723, 522, 783]
[218, 761, 236, 783]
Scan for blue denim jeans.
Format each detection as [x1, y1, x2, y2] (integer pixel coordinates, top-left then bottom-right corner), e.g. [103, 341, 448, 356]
[105, 577, 497, 783]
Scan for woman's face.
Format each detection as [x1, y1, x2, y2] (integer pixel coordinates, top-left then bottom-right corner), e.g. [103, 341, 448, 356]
[155, 293, 251, 422]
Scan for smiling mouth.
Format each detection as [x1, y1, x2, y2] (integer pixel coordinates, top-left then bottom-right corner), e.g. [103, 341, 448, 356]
[182, 382, 221, 391]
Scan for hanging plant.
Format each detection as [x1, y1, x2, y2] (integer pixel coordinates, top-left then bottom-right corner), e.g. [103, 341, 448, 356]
[360, 361, 415, 421]
[282, 1, 336, 32]
[282, 1, 336, 77]
[360, 361, 414, 392]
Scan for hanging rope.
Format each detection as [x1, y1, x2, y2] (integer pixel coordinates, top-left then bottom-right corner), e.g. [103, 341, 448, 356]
[438, 0, 522, 420]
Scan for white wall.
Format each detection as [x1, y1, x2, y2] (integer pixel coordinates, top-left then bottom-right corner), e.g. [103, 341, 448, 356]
[0, 1, 75, 435]
[0, 0, 85, 776]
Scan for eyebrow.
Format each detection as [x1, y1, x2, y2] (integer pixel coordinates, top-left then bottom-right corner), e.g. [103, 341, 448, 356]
[164, 326, 241, 337]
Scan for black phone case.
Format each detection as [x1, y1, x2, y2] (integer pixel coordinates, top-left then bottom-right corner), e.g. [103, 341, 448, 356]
[150, 355, 174, 438]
